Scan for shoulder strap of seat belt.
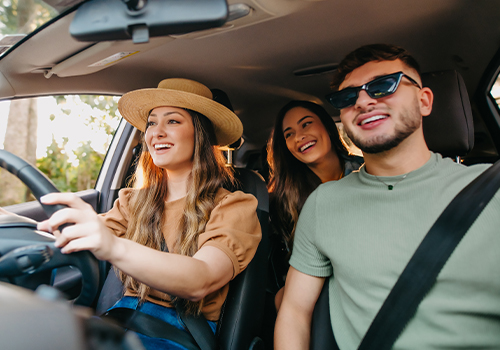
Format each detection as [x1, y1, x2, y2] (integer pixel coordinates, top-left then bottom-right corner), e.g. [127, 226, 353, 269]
[176, 304, 217, 350]
[102, 307, 200, 350]
[358, 160, 500, 350]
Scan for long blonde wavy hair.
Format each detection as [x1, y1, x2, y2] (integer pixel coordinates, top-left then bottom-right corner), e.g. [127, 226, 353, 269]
[118, 109, 234, 315]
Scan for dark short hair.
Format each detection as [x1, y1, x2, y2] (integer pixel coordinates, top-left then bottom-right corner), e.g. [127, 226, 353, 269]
[331, 43, 421, 91]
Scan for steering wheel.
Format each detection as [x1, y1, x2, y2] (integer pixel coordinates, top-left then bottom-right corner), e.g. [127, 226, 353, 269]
[0, 149, 100, 306]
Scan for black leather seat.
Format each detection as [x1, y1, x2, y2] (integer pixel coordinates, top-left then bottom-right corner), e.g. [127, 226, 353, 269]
[310, 70, 475, 350]
[219, 168, 269, 350]
[422, 70, 474, 159]
[211, 88, 270, 349]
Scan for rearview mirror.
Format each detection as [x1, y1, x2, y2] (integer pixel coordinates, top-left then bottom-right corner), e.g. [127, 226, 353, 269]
[70, 0, 228, 43]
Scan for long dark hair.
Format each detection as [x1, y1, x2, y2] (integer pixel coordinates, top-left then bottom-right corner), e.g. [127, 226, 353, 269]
[120, 109, 233, 315]
[267, 100, 349, 252]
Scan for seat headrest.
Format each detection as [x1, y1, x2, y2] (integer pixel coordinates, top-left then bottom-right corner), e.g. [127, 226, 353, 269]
[211, 88, 244, 149]
[422, 70, 474, 158]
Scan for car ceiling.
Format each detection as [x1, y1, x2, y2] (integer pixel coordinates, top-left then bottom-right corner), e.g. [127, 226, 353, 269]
[1, 0, 500, 162]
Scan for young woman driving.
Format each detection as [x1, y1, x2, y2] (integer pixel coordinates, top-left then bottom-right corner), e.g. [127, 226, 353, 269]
[37, 78, 262, 349]
[267, 100, 362, 309]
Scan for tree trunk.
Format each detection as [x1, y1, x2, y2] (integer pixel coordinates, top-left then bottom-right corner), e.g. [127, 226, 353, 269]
[0, 0, 38, 206]
[17, 0, 36, 34]
[0, 99, 38, 205]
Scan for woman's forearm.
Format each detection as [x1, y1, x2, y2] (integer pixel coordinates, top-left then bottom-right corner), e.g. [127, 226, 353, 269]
[37, 192, 234, 301]
[110, 238, 233, 301]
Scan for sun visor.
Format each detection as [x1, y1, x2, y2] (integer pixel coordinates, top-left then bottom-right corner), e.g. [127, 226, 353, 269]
[43, 37, 172, 79]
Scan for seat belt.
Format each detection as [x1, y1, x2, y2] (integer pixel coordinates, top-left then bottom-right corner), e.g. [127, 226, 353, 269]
[176, 304, 217, 350]
[99, 268, 217, 350]
[357, 160, 500, 350]
[102, 307, 201, 350]
[101, 299, 217, 350]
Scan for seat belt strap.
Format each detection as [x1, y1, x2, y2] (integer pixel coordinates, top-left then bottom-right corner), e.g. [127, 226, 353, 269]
[100, 241, 216, 350]
[176, 304, 217, 350]
[358, 160, 500, 350]
[102, 307, 200, 350]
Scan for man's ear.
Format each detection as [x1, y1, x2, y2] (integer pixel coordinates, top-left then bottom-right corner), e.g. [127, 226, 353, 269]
[419, 87, 433, 117]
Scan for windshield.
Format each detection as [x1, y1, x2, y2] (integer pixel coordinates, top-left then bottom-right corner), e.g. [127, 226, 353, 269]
[0, 0, 84, 56]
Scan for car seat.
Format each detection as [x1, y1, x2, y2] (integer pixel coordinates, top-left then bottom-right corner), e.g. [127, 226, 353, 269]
[207, 88, 271, 349]
[218, 167, 269, 350]
[310, 69, 475, 350]
[96, 90, 270, 350]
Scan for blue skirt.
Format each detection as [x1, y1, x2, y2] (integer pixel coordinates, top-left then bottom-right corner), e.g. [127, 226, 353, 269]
[108, 296, 217, 350]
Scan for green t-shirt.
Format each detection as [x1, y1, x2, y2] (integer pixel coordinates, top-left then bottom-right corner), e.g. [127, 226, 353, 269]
[290, 152, 500, 349]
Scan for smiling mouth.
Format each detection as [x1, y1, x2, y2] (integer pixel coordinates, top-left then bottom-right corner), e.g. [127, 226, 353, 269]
[359, 115, 388, 126]
[300, 141, 316, 152]
[154, 143, 173, 150]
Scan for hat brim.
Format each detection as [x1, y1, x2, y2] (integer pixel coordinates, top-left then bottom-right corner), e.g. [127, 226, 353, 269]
[118, 88, 243, 146]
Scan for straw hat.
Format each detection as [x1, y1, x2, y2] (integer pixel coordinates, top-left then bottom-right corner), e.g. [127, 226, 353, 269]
[118, 78, 243, 146]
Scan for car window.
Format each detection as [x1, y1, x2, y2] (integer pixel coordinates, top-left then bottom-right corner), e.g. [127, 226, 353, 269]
[490, 74, 500, 109]
[337, 122, 362, 157]
[0, 95, 121, 206]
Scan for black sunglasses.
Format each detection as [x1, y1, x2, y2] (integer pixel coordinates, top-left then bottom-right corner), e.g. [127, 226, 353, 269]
[325, 71, 422, 109]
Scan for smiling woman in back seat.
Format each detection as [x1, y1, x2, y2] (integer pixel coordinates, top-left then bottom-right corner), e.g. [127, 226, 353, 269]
[267, 100, 362, 310]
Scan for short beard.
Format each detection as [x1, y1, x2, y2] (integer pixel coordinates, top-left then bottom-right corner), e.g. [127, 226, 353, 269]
[346, 102, 421, 154]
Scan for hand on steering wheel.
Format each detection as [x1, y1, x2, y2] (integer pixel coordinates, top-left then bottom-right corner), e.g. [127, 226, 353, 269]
[38, 193, 118, 261]
[0, 149, 101, 306]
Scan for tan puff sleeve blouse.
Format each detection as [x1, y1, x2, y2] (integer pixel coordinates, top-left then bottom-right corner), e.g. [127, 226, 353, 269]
[99, 187, 262, 321]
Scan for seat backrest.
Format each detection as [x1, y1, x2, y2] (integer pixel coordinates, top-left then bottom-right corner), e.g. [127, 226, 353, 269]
[422, 70, 474, 158]
[209, 88, 270, 349]
[310, 282, 339, 350]
[310, 70, 474, 349]
[217, 168, 269, 350]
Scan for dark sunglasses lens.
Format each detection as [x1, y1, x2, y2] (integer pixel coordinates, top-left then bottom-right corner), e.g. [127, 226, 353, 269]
[367, 75, 400, 98]
[328, 88, 359, 109]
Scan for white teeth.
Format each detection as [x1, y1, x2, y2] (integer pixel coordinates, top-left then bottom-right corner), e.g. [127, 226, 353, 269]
[300, 141, 316, 152]
[360, 115, 387, 126]
[154, 143, 172, 149]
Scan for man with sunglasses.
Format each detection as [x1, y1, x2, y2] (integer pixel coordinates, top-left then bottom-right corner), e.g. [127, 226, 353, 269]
[275, 44, 500, 349]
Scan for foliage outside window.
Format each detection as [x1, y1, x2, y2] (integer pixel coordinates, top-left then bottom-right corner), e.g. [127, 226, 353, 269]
[0, 0, 86, 56]
[0, 0, 57, 35]
[0, 95, 121, 206]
